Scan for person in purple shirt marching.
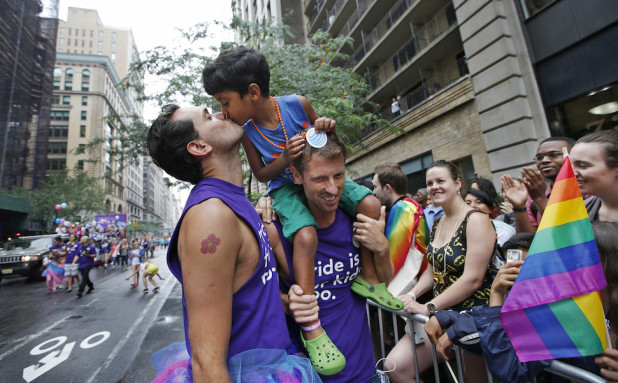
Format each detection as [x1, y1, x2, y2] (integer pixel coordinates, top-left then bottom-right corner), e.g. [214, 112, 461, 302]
[147, 104, 319, 383]
[76, 236, 96, 298]
[63, 233, 80, 293]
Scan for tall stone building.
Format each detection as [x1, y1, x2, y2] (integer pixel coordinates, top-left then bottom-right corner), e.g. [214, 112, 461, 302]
[51, 7, 144, 221]
[0, 0, 59, 191]
[298, 0, 617, 188]
[233, 0, 306, 44]
[301, 0, 487, 192]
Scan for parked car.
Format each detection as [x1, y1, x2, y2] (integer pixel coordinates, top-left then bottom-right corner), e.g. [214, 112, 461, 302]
[0, 234, 68, 282]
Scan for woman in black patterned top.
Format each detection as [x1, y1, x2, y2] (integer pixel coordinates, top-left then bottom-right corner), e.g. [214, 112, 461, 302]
[386, 160, 498, 383]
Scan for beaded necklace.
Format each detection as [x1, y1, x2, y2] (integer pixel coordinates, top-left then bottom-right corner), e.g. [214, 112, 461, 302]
[251, 96, 289, 149]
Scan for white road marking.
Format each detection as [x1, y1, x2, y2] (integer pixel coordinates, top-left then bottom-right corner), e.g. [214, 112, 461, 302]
[0, 314, 74, 361]
[85, 276, 175, 383]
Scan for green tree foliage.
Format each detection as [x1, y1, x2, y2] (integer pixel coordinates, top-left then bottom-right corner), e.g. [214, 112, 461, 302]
[2, 170, 109, 232]
[126, 220, 163, 236]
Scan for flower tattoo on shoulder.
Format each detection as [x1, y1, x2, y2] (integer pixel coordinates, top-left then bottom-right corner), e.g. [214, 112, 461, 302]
[201, 234, 221, 254]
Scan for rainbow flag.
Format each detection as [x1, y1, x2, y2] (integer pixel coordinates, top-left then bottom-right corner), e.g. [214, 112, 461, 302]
[500, 156, 607, 362]
[385, 197, 429, 276]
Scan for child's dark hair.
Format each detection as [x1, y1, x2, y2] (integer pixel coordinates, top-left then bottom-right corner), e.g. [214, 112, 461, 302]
[501, 232, 534, 253]
[147, 104, 203, 184]
[202, 46, 270, 98]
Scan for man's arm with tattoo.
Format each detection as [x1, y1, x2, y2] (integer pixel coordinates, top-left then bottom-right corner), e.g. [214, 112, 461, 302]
[177, 198, 241, 383]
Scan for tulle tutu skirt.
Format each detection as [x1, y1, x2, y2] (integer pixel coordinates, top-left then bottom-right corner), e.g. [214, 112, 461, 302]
[151, 344, 321, 383]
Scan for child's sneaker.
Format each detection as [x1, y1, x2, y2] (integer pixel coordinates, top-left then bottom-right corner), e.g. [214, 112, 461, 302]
[52, 289, 57, 293]
[46, 289, 51, 295]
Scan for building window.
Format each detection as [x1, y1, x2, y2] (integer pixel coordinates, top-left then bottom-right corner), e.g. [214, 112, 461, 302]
[82, 96, 88, 105]
[67, 38, 70, 45]
[53, 67, 61, 77]
[81, 40, 84, 47]
[47, 159, 66, 170]
[62, 95, 70, 104]
[111, 53, 116, 61]
[58, 48, 63, 53]
[53, 80, 60, 90]
[111, 42, 116, 50]
[98, 52, 102, 55]
[98, 31, 103, 39]
[60, 27, 65, 35]
[75, 28, 79, 36]
[49, 125, 68, 137]
[68, 28, 72, 36]
[90, 30, 93, 37]
[80, 125, 86, 137]
[82, 82, 89, 91]
[89, 40, 92, 48]
[74, 39, 78, 46]
[59, 38, 64, 46]
[51, 111, 70, 121]
[83, 68, 91, 77]
[78, 144, 86, 153]
[64, 81, 72, 90]
[112, 32, 116, 41]
[520, 0, 556, 18]
[81, 111, 87, 120]
[48, 142, 67, 154]
[52, 95, 60, 104]
[65, 68, 73, 78]
[82, 29, 85, 37]
[98, 41, 103, 48]
[77, 160, 84, 170]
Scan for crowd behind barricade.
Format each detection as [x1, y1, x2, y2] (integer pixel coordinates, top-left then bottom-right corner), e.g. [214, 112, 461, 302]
[42, 231, 168, 296]
[143, 46, 617, 383]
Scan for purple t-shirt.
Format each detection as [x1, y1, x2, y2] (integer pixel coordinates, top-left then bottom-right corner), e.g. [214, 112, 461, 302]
[78, 244, 96, 268]
[167, 178, 292, 366]
[277, 209, 375, 383]
[63, 242, 79, 263]
[242, 94, 310, 193]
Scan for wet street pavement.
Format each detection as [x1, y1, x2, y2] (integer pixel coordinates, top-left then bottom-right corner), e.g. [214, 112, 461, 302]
[0, 248, 186, 383]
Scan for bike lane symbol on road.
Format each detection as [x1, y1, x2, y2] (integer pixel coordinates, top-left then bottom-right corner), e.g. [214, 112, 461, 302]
[22, 331, 110, 382]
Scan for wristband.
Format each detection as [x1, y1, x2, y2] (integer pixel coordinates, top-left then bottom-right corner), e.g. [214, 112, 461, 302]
[300, 320, 321, 332]
[513, 206, 527, 212]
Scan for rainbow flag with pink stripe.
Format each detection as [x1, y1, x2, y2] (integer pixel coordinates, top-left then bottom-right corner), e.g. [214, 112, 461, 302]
[500, 156, 607, 362]
[385, 197, 428, 276]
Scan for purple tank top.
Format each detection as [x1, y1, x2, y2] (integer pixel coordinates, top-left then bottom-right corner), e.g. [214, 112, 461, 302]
[167, 178, 292, 364]
[277, 209, 375, 382]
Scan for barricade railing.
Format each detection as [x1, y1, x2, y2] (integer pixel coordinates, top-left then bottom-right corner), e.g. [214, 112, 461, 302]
[365, 300, 605, 383]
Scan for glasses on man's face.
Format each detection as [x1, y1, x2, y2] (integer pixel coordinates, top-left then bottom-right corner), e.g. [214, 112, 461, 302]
[534, 151, 563, 162]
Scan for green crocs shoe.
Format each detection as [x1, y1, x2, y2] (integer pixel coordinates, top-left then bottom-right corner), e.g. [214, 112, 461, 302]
[351, 276, 404, 310]
[301, 329, 346, 375]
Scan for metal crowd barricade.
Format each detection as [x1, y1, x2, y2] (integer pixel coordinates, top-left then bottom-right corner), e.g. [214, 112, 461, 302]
[365, 300, 605, 383]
